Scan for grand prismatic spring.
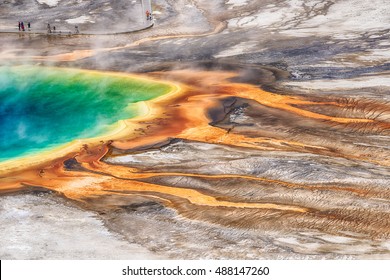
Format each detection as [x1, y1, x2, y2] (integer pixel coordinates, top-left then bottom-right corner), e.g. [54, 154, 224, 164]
[0, 0, 390, 259]
[0, 66, 173, 162]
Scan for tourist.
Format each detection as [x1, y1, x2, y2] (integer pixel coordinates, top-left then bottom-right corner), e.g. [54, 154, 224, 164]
[18, 21, 21, 31]
[146, 10, 150, 21]
[21, 22, 25, 31]
[75, 25, 79, 34]
[53, 26, 56, 33]
[27, 22, 31, 31]
[47, 23, 51, 33]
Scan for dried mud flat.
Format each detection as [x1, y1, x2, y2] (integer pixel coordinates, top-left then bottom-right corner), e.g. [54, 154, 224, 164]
[0, 0, 390, 259]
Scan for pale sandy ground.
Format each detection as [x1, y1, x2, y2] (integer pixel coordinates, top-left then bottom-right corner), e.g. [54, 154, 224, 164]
[36, 0, 61, 7]
[0, 194, 163, 259]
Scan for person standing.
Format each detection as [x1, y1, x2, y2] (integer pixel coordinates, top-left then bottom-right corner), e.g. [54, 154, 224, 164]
[47, 23, 51, 33]
[18, 21, 21, 31]
[21, 22, 25, 31]
[27, 22, 31, 31]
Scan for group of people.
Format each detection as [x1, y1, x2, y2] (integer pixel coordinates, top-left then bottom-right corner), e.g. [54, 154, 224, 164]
[18, 11, 151, 34]
[18, 21, 79, 34]
[47, 23, 58, 33]
[47, 23, 79, 34]
[18, 21, 31, 31]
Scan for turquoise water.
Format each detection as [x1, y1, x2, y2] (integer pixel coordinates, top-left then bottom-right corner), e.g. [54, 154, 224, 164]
[0, 66, 172, 162]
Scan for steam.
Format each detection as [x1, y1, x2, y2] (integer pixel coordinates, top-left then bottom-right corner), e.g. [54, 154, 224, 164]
[0, 0, 154, 71]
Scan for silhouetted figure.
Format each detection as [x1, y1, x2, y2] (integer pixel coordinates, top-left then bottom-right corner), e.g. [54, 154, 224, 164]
[53, 26, 56, 33]
[75, 25, 79, 34]
[27, 22, 31, 30]
[18, 21, 21, 31]
[47, 23, 51, 33]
